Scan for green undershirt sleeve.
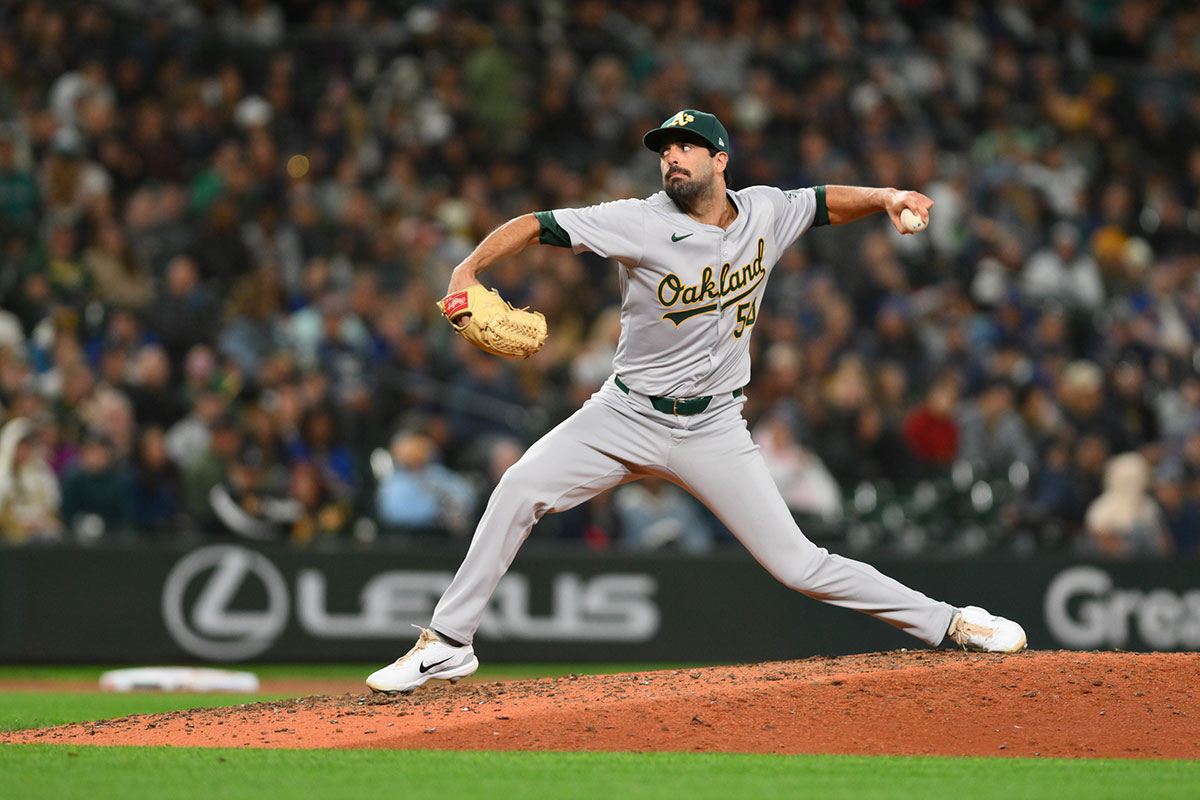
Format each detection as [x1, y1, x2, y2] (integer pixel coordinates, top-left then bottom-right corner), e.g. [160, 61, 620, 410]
[811, 185, 830, 227]
[534, 210, 571, 247]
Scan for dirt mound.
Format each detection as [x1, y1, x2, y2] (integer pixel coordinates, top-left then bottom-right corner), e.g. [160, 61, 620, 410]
[5, 650, 1199, 758]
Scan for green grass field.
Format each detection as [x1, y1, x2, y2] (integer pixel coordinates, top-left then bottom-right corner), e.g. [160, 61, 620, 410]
[3, 664, 1199, 800]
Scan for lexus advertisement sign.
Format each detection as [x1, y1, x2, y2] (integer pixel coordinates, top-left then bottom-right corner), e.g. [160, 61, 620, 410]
[1, 544, 1197, 662]
[160, 545, 659, 661]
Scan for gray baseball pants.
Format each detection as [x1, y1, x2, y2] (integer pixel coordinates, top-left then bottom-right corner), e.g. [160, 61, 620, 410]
[431, 377, 955, 647]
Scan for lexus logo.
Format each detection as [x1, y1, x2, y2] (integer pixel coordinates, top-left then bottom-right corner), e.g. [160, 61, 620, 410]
[161, 546, 289, 660]
[160, 545, 660, 660]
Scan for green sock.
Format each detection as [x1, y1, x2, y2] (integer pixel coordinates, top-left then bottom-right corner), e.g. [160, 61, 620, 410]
[435, 630, 465, 648]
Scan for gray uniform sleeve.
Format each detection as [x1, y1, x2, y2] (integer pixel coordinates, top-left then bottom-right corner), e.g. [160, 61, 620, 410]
[766, 186, 828, 250]
[536, 199, 646, 263]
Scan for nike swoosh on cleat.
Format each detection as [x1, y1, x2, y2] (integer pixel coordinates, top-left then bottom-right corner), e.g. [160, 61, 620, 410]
[671, 232, 693, 242]
[419, 656, 454, 673]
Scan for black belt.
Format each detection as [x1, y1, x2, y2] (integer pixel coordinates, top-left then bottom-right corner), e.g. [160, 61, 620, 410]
[614, 375, 743, 416]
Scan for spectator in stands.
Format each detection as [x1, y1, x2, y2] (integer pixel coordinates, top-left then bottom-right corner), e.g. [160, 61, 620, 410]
[241, 202, 304, 292]
[287, 402, 355, 498]
[287, 289, 370, 376]
[808, 354, 873, 486]
[90, 306, 150, 369]
[1108, 359, 1161, 453]
[0, 125, 39, 240]
[38, 126, 109, 227]
[377, 430, 476, 535]
[1060, 433, 1113, 534]
[613, 477, 715, 554]
[147, 255, 217, 370]
[182, 413, 242, 532]
[0, 337, 30, 401]
[39, 221, 91, 309]
[129, 424, 183, 537]
[240, 399, 290, 490]
[5, 266, 54, 338]
[1155, 375, 1200, 443]
[60, 429, 131, 538]
[1084, 452, 1172, 558]
[864, 295, 928, 390]
[312, 289, 376, 408]
[287, 459, 350, 545]
[219, 264, 289, 376]
[1151, 461, 1200, 555]
[83, 218, 153, 310]
[123, 185, 192, 277]
[0, 416, 61, 543]
[957, 378, 1038, 477]
[1020, 222, 1105, 312]
[165, 390, 227, 471]
[190, 195, 253, 292]
[125, 343, 186, 432]
[209, 447, 295, 542]
[863, 361, 918, 483]
[1018, 383, 1066, 456]
[1021, 439, 1084, 547]
[753, 414, 841, 519]
[79, 379, 134, 458]
[902, 372, 962, 475]
[1057, 359, 1126, 449]
[447, 345, 531, 447]
[1173, 427, 1200, 495]
[95, 342, 130, 394]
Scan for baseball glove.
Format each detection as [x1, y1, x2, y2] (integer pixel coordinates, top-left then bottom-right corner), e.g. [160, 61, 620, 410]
[436, 284, 548, 359]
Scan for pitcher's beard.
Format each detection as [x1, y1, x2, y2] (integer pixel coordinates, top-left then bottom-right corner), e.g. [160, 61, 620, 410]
[664, 174, 708, 206]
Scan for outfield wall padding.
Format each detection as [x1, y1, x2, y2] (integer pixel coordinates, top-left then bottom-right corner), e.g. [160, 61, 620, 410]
[2, 543, 1197, 662]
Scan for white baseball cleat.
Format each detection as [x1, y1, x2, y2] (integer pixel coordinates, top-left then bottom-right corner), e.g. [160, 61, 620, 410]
[946, 606, 1027, 653]
[366, 626, 479, 694]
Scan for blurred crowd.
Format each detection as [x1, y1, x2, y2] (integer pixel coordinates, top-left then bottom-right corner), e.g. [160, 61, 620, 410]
[0, 0, 1198, 558]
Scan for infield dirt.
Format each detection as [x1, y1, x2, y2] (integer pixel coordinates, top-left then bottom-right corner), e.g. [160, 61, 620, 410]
[4, 650, 1198, 759]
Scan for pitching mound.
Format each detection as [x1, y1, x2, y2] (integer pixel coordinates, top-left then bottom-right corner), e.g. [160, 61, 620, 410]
[5, 650, 1199, 758]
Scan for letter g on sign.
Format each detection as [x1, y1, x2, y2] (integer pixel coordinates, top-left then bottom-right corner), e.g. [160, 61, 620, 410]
[1044, 566, 1113, 649]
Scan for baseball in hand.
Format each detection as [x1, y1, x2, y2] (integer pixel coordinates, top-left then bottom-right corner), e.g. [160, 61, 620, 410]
[900, 208, 927, 232]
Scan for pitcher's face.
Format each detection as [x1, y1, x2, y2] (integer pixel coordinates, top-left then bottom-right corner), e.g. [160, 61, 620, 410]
[658, 139, 723, 204]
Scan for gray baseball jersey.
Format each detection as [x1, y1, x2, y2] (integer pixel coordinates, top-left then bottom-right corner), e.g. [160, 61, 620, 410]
[538, 186, 819, 397]
[429, 184, 956, 651]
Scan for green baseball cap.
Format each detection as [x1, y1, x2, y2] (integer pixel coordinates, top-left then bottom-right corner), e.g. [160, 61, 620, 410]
[643, 109, 730, 154]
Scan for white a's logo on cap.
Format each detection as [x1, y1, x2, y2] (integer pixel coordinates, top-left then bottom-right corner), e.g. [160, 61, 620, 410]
[665, 111, 695, 128]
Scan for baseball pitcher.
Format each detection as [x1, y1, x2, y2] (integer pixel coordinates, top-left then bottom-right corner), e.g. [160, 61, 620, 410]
[367, 110, 1026, 694]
